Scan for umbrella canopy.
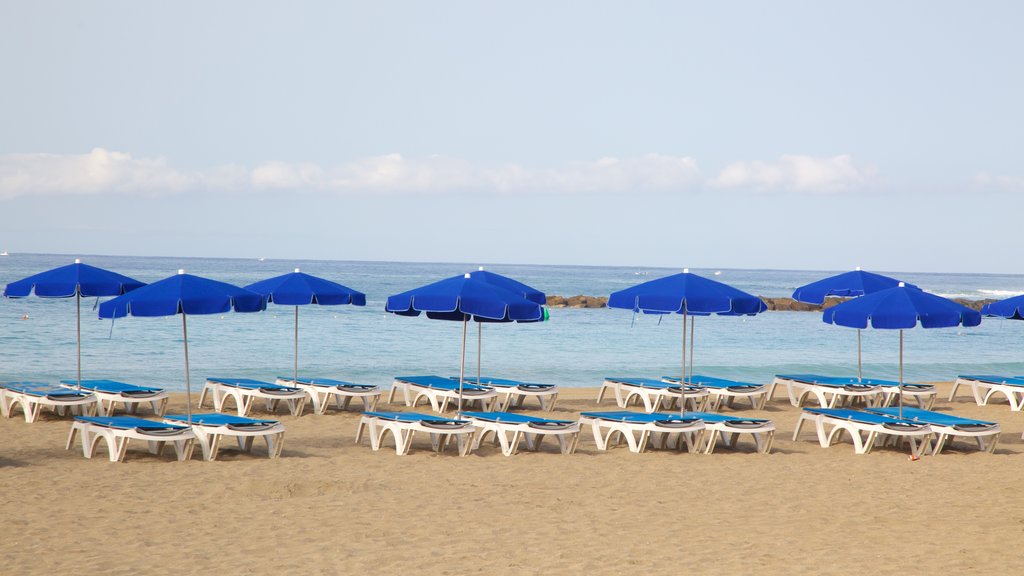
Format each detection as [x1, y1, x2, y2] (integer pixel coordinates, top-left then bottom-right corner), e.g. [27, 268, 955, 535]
[385, 270, 546, 411]
[245, 269, 366, 384]
[3, 259, 145, 388]
[608, 269, 766, 388]
[792, 268, 910, 381]
[98, 270, 266, 423]
[822, 282, 981, 417]
[981, 295, 1024, 320]
[792, 268, 910, 305]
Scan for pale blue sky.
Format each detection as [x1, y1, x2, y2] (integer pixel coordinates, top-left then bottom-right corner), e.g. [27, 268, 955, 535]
[1, 1, 1022, 272]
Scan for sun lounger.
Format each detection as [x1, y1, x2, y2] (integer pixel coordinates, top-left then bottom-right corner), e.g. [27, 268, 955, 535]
[355, 411, 476, 456]
[683, 411, 775, 454]
[164, 413, 285, 460]
[66, 416, 195, 462]
[950, 375, 1024, 411]
[597, 377, 709, 413]
[388, 376, 498, 413]
[662, 375, 770, 410]
[772, 374, 936, 409]
[793, 407, 933, 456]
[199, 377, 308, 417]
[864, 407, 1000, 454]
[450, 376, 559, 412]
[60, 379, 168, 416]
[461, 411, 579, 456]
[578, 410, 706, 454]
[0, 381, 99, 423]
[275, 376, 381, 414]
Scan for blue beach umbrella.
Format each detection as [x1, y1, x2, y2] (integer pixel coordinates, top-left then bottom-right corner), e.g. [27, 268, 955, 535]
[608, 269, 767, 385]
[245, 268, 366, 385]
[3, 259, 145, 389]
[823, 282, 981, 417]
[98, 270, 266, 423]
[792, 268, 912, 381]
[981, 295, 1024, 320]
[385, 269, 546, 411]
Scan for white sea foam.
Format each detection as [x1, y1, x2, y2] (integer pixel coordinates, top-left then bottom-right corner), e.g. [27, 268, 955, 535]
[932, 289, 1023, 299]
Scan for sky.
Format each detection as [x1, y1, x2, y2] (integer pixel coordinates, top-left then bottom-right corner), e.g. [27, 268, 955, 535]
[0, 1, 1022, 273]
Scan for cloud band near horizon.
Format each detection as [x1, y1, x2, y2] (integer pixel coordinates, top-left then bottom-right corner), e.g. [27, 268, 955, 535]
[0, 148, 887, 198]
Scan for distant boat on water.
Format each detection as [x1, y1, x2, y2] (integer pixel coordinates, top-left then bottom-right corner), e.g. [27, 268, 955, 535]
[0, 251, 9, 256]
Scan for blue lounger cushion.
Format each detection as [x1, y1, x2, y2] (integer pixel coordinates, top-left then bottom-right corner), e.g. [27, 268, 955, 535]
[60, 379, 163, 394]
[663, 375, 762, 389]
[207, 378, 300, 391]
[395, 376, 490, 391]
[281, 377, 376, 390]
[959, 375, 1024, 386]
[804, 408, 925, 427]
[461, 411, 574, 425]
[450, 376, 555, 390]
[164, 413, 279, 426]
[604, 377, 682, 389]
[0, 381, 92, 397]
[683, 411, 770, 425]
[363, 411, 468, 424]
[865, 407, 996, 428]
[76, 415, 187, 431]
[779, 374, 932, 390]
[580, 410, 701, 424]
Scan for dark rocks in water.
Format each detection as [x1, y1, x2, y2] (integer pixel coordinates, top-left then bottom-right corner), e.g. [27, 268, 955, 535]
[760, 297, 848, 311]
[545, 295, 1000, 312]
[546, 295, 608, 308]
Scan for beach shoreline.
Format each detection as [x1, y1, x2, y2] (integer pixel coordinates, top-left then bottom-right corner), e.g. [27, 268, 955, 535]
[2, 384, 1023, 574]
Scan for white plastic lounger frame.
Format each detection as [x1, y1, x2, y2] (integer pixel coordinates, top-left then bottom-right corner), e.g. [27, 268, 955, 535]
[198, 379, 308, 417]
[169, 419, 285, 461]
[452, 378, 560, 413]
[59, 380, 169, 417]
[66, 420, 195, 463]
[388, 378, 498, 413]
[662, 377, 770, 411]
[0, 386, 99, 423]
[463, 415, 580, 456]
[355, 414, 476, 456]
[770, 376, 884, 409]
[578, 414, 706, 454]
[597, 378, 709, 413]
[793, 410, 933, 457]
[950, 376, 1024, 411]
[275, 378, 382, 415]
[699, 418, 776, 455]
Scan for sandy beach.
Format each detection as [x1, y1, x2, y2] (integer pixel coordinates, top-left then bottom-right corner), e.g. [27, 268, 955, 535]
[2, 383, 1023, 575]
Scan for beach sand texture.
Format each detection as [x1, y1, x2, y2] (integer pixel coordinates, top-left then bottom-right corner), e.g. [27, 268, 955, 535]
[2, 383, 1023, 575]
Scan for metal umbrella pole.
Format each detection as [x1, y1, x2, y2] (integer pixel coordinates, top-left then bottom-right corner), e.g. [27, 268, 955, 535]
[294, 306, 299, 385]
[182, 313, 193, 425]
[477, 322, 482, 385]
[689, 315, 695, 382]
[458, 315, 468, 414]
[857, 329, 863, 382]
[898, 329, 904, 419]
[76, 290, 82, 390]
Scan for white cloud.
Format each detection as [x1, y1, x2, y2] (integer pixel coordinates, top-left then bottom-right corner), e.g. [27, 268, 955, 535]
[0, 148, 198, 198]
[709, 154, 876, 193]
[1, 148, 880, 199]
[976, 172, 1024, 191]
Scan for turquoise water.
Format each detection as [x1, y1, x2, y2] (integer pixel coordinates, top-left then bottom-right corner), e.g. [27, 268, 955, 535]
[2, 253, 1024, 390]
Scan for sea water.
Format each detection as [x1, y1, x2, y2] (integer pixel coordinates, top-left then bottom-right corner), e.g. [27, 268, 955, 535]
[2, 253, 1024, 390]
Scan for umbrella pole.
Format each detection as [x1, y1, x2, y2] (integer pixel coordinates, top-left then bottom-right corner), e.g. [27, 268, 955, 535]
[294, 306, 299, 385]
[857, 329, 862, 382]
[76, 291, 82, 390]
[182, 313, 193, 426]
[898, 329, 904, 419]
[458, 316, 468, 414]
[681, 307, 688, 401]
[689, 314, 695, 382]
[477, 321, 482, 386]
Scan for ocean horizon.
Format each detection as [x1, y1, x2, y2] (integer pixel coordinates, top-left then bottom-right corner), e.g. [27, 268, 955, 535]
[3, 252, 1024, 391]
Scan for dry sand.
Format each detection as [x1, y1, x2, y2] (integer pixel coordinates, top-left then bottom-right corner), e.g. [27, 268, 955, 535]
[2, 383, 1023, 575]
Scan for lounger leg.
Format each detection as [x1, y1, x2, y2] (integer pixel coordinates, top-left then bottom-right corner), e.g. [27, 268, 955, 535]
[948, 379, 963, 401]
